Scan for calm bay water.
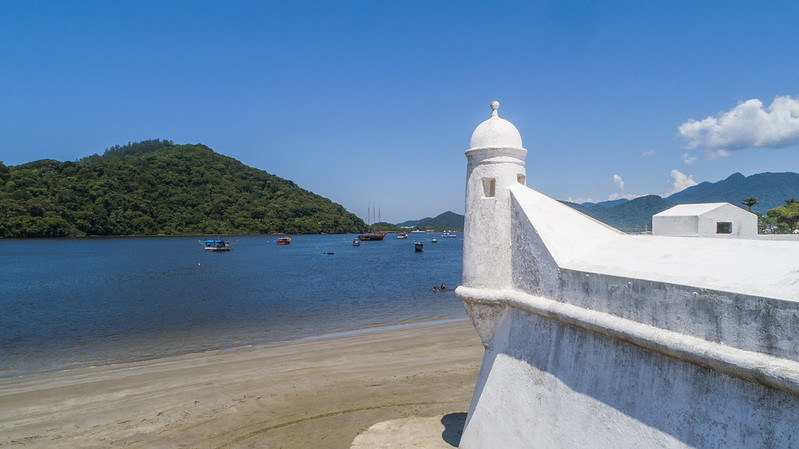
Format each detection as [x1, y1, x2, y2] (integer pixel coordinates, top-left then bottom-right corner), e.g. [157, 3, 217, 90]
[0, 233, 465, 378]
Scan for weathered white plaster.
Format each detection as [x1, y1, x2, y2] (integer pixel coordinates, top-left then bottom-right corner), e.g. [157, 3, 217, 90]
[458, 286, 799, 394]
[509, 186, 799, 301]
[462, 101, 526, 291]
[469, 101, 523, 150]
[653, 202, 758, 238]
[460, 305, 799, 449]
[456, 101, 799, 449]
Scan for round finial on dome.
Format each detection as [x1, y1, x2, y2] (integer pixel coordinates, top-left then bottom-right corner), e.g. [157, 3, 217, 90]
[468, 100, 523, 150]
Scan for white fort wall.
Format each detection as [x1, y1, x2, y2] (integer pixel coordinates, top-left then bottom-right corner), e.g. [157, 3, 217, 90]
[455, 102, 799, 449]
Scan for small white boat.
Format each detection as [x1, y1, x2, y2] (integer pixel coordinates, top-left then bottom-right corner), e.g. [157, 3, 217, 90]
[397, 232, 408, 239]
[441, 232, 457, 238]
[353, 239, 361, 246]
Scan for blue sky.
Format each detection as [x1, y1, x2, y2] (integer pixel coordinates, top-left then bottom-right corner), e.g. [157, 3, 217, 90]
[2, 1, 798, 223]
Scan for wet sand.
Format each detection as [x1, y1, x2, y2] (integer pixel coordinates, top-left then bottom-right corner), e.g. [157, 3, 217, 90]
[0, 320, 483, 448]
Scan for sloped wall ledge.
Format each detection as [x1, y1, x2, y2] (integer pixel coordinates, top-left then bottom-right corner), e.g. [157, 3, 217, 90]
[456, 285, 799, 396]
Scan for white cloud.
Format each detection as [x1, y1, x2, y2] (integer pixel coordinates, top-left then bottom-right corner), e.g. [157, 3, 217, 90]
[681, 152, 697, 164]
[566, 197, 595, 204]
[664, 169, 697, 196]
[608, 174, 644, 200]
[678, 96, 799, 158]
[613, 174, 624, 191]
[710, 149, 730, 159]
[642, 149, 655, 156]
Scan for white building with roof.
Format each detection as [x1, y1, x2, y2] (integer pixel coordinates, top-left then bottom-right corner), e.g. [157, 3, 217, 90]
[652, 202, 758, 238]
[456, 101, 799, 449]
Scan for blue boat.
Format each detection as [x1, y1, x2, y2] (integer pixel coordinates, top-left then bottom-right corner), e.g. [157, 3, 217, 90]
[201, 239, 231, 252]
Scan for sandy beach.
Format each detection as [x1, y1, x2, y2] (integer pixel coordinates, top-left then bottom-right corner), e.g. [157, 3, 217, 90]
[0, 319, 483, 448]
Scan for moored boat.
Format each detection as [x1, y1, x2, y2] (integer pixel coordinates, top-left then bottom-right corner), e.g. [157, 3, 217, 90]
[277, 237, 291, 245]
[353, 239, 361, 246]
[358, 232, 387, 241]
[360, 203, 386, 242]
[397, 232, 408, 239]
[201, 239, 231, 252]
[441, 232, 457, 238]
[415, 242, 424, 252]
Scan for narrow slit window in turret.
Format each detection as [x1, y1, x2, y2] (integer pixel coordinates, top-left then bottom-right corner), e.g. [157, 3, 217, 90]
[482, 178, 495, 198]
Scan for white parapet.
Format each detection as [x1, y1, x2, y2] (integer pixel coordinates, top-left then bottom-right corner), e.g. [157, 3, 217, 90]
[456, 102, 799, 449]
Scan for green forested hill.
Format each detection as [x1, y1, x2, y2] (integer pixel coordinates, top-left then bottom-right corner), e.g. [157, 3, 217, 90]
[414, 211, 464, 230]
[564, 195, 671, 231]
[395, 211, 464, 231]
[0, 140, 367, 237]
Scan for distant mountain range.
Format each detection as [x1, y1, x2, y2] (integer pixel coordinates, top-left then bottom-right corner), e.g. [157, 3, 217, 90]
[564, 172, 799, 231]
[400, 172, 799, 233]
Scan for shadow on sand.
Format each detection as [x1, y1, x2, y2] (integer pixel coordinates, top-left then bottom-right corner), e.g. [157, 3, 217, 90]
[441, 412, 467, 447]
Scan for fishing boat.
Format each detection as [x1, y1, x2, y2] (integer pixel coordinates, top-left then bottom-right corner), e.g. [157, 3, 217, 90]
[277, 237, 291, 245]
[352, 239, 361, 246]
[432, 238, 438, 243]
[415, 242, 424, 252]
[200, 239, 231, 252]
[397, 232, 408, 239]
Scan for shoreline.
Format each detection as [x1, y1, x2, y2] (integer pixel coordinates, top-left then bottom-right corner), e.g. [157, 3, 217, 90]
[0, 230, 462, 241]
[1, 316, 470, 381]
[0, 319, 484, 448]
[292, 316, 469, 343]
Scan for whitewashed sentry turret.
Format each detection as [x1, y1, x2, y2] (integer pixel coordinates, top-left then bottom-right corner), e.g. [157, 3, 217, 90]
[456, 102, 799, 449]
[463, 101, 526, 290]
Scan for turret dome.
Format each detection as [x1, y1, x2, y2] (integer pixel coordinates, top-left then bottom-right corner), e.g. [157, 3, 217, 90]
[469, 101, 523, 150]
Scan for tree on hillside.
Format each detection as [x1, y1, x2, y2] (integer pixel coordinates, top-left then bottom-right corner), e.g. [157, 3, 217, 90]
[0, 161, 9, 184]
[767, 201, 799, 233]
[742, 196, 759, 211]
